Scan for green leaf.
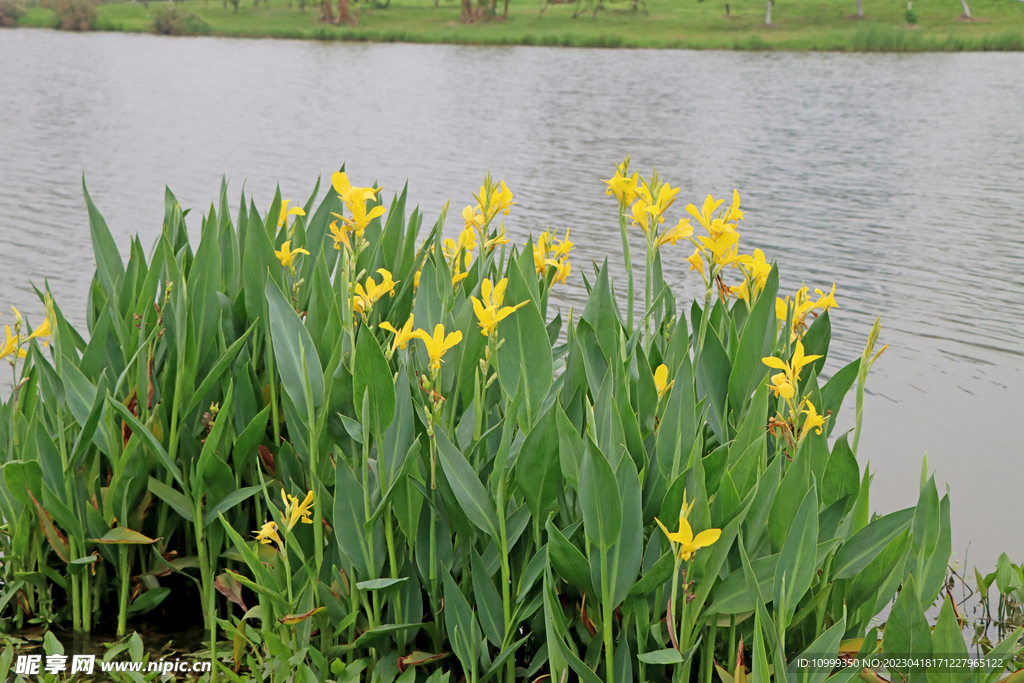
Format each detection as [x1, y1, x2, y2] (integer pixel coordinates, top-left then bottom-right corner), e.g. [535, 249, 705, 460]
[354, 328, 395, 441]
[516, 405, 561, 521]
[434, 425, 499, 542]
[266, 279, 324, 421]
[202, 486, 262, 528]
[882, 574, 932, 683]
[184, 321, 257, 417]
[3, 460, 43, 508]
[638, 648, 683, 665]
[472, 549, 505, 648]
[126, 587, 170, 615]
[496, 260, 553, 429]
[92, 527, 160, 544]
[833, 507, 915, 579]
[728, 266, 779, 416]
[822, 432, 859, 513]
[579, 438, 621, 552]
[83, 179, 125, 298]
[928, 594, 970, 683]
[695, 326, 732, 444]
[774, 484, 819, 628]
[442, 570, 479, 673]
[107, 397, 184, 489]
[820, 358, 859, 437]
[148, 477, 194, 523]
[546, 519, 594, 595]
[355, 578, 408, 591]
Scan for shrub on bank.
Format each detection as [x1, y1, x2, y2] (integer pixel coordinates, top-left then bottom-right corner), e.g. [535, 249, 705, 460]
[152, 5, 210, 34]
[0, 0, 24, 26]
[41, 0, 95, 30]
[0, 164, 1020, 681]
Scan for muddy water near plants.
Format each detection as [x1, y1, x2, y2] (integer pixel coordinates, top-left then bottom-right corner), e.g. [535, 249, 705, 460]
[1, 30, 1022, 574]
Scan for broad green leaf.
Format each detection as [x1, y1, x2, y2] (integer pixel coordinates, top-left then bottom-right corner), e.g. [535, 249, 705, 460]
[579, 438, 621, 552]
[882, 574, 932, 683]
[148, 477, 194, 523]
[728, 266, 779, 416]
[515, 405, 560, 521]
[434, 426, 499, 542]
[92, 527, 160, 545]
[928, 595, 970, 683]
[833, 507, 915, 579]
[822, 432, 859, 513]
[266, 279, 324, 421]
[354, 328, 395, 441]
[546, 520, 594, 595]
[496, 260, 553, 429]
[83, 179, 125, 299]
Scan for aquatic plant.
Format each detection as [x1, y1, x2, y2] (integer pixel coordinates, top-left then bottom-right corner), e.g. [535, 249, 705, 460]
[0, 164, 1020, 683]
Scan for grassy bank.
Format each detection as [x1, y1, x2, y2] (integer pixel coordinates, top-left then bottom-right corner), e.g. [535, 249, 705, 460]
[15, 0, 1024, 50]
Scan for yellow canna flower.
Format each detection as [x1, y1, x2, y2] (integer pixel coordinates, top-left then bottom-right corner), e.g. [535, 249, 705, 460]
[687, 250, 705, 276]
[762, 340, 822, 387]
[254, 521, 283, 549]
[0, 325, 26, 361]
[654, 492, 720, 562]
[736, 249, 772, 296]
[26, 317, 51, 344]
[277, 199, 306, 229]
[380, 315, 418, 351]
[655, 219, 694, 249]
[730, 280, 750, 303]
[548, 258, 571, 286]
[769, 372, 795, 400]
[274, 240, 310, 269]
[331, 172, 386, 240]
[725, 189, 744, 222]
[776, 284, 838, 340]
[414, 269, 422, 289]
[477, 180, 514, 223]
[697, 230, 740, 267]
[801, 399, 825, 436]
[281, 489, 314, 531]
[641, 181, 681, 226]
[484, 225, 509, 251]
[412, 324, 463, 372]
[353, 269, 398, 315]
[471, 278, 528, 337]
[602, 160, 641, 206]
[329, 220, 352, 251]
[653, 364, 673, 399]
[463, 204, 484, 232]
[685, 194, 725, 234]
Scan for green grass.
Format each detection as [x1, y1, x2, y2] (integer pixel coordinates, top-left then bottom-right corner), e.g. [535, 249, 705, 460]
[15, 0, 1024, 50]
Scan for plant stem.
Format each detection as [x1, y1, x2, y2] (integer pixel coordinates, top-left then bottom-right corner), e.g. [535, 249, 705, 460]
[601, 552, 615, 683]
[618, 209, 634, 332]
[117, 545, 129, 637]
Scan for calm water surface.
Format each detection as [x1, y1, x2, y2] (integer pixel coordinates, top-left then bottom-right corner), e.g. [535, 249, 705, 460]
[0, 30, 1021, 572]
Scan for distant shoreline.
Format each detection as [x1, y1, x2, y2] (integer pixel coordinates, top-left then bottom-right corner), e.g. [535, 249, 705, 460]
[13, 0, 1024, 51]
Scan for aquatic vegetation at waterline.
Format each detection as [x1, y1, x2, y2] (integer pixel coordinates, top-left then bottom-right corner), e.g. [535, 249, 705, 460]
[0, 163, 1020, 682]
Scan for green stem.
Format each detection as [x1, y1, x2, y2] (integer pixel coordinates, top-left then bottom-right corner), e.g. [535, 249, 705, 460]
[696, 279, 714, 358]
[704, 619, 717, 683]
[117, 545, 129, 637]
[618, 209, 634, 332]
[497, 478, 514, 683]
[601, 552, 615, 683]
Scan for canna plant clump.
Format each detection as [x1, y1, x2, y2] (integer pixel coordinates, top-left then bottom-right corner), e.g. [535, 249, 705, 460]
[0, 163, 1020, 683]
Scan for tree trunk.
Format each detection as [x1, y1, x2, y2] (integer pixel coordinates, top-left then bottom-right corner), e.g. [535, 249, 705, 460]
[764, 0, 771, 25]
[855, 0, 862, 16]
[461, 0, 473, 20]
[321, 0, 336, 21]
[959, 0, 970, 17]
[337, 0, 353, 22]
[503, 0, 509, 18]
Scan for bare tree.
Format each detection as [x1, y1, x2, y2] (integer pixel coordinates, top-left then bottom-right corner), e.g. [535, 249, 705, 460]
[764, 0, 771, 24]
[959, 0, 971, 17]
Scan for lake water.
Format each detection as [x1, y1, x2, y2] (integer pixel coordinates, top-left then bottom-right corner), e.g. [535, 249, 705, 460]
[0, 30, 1021, 575]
